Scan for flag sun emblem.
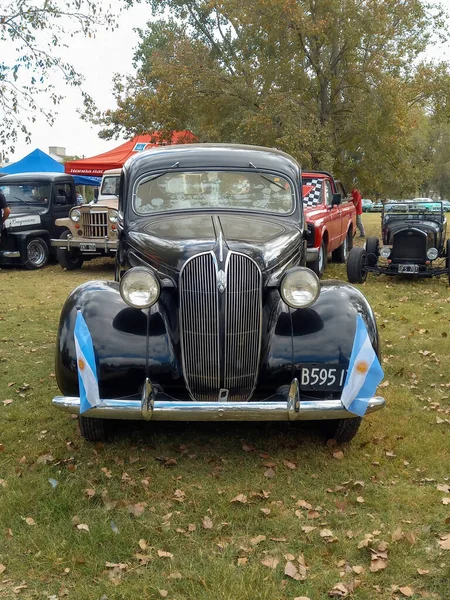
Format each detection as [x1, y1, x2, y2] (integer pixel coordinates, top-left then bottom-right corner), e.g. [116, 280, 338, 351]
[355, 360, 369, 374]
[78, 358, 85, 371]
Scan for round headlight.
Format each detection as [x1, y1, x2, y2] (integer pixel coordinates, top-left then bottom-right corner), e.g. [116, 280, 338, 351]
[427, 247, 438, 260]
[108, 210, 119, 223]
[119, 267, 160, 309]
[70, 209, 81, 223]
[380, 246, 391, 258]
[280, 267, 320, 309]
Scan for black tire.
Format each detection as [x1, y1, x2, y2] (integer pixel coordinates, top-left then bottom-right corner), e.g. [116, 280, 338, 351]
[310, 239, 327, 277]
[332, 229, 351, 263]
[78, 416, 110, 442]
[24, 237, 49, 270]
[365, 236, 379, 267]
[327, 417, 363, 444]
[347, 247, 367, 283]
[57, 231, 84, 270]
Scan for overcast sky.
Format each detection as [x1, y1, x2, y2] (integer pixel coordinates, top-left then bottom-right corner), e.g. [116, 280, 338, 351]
[2, 0, 450, 163]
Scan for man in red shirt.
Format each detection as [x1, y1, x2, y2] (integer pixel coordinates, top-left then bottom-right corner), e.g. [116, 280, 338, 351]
[351, 187, 365, 237]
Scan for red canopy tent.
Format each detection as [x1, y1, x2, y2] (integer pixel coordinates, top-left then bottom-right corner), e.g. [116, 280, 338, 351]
[64, 131, 196, 177]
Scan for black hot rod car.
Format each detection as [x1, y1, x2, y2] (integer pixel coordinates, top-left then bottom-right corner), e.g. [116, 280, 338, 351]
[347, 201, 449, 284]
[52, 145, 385, 442]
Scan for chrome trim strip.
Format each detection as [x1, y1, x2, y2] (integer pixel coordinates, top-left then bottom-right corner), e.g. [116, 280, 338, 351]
[0, 251, 21, 258]
[52, 394, 386, 421]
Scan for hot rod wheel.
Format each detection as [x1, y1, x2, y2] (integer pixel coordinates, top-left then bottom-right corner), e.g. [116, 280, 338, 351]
[347, 247, 368, 283]
[25, 237, 49, 269]
[56, 231, 84, 270]
[365, 236, 379, 267]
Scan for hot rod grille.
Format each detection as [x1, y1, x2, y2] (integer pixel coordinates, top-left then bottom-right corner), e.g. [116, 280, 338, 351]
[81, 211, 108, 238]
[392, 231, 426, 262]
[180, 252, 262, 402]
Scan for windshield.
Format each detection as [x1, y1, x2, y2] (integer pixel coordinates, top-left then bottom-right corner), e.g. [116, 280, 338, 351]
[101, 175, 120, 196]
[133, 170, 295, 215]
[1, 183, 51, 205]
[385, 201, 442, 214]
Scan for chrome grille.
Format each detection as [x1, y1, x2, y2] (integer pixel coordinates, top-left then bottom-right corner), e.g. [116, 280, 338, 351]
[180, 252, 262, 402]
[392, 231, 426, 261]
[81, 211, 108, 238]
[224, 253, 262, 401]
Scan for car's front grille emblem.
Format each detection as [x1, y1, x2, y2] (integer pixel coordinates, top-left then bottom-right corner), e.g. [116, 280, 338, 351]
[217, 269, 227, 293]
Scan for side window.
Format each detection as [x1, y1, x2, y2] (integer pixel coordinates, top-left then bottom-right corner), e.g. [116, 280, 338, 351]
[324, 180, 333, 206]
[56, 183, 74, 205]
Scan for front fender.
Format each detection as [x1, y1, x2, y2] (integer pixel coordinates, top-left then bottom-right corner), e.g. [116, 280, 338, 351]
[258, 280, 379, 392]
[55, 281, 180, 397]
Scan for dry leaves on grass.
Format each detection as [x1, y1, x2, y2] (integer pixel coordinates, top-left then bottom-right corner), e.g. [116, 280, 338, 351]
[24, 517, 36, 526]
[202, 516, 213, 529]
[261, 556, 279, 569]
[438, 533, 450, 550]
[157, 550, 173, 559]
[230, 494, 247, 504]
[369, 541, 389, 572]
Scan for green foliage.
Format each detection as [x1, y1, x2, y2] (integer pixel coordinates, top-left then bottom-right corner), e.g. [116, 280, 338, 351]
[86, 0, 450, 197]
[0, 0, 118, 153]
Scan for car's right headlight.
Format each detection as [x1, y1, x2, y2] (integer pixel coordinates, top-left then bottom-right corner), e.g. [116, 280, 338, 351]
[280, 267, 320, 309]
[70, 209, 81, 223]
[380, 246, 391, 258]
[119, 267, 160, 309]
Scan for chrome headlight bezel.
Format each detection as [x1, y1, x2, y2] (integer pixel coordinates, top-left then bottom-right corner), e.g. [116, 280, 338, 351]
[70, 209, 81, 223]
[119, 267, 160, 309]
[280, 267, 320, 309]
[426, 247, 438, 260]
[380, 245, 391, 259]
[108, 209, 119, 223]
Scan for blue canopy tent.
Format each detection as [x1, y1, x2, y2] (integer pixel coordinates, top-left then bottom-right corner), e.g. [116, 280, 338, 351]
[0, 148, 101, 186]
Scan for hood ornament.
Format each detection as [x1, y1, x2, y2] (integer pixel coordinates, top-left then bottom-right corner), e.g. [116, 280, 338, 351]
[217, 269, 227, 293]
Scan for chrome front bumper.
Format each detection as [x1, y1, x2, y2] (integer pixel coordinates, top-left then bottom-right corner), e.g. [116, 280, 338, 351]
[52, 379, 385, 421]
[50, 237, 117, 251]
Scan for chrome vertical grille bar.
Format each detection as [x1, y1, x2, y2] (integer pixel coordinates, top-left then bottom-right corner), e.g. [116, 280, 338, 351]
[81, 211, 108, 238]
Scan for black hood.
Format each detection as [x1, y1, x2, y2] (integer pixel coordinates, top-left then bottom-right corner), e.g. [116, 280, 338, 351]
[384, 216, 441, 245]
[126, 212, 302, 275]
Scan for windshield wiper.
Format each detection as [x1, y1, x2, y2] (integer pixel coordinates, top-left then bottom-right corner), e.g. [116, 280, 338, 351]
[257, 174, 286, 191]
[13, 196, 31, 207]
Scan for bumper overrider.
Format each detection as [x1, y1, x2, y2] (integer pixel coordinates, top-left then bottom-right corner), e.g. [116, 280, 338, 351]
[52, 378, 386, 422]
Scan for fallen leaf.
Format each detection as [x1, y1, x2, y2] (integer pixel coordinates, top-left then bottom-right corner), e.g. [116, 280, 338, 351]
[369, 558, 387, 572]
[392, 527, 403, 542]
[333, 450, 344, 460]
[157, 550, 173, 559]
[84, 488, 96, 499]
[260, 508, 271, 515]
[283, 460, 297, 469]
[139, 539, 148, 550]
[158, 590, 168, 598]
[202, 516, 213, 529]
[230, 494, 247, 504]
[437, 484, 450, 493]
[399, 586, 414, 597]
[76, 523, 89, 532]
[128, 502, 147, 517]
[237, 557, 248, 566]
[417, 568, 429, 575]
[261, 556, 279, 569]
[356, 496, 365, 503]
[328, 582, 349, 597]
[25, 517, 35, 526]
[438, 533, 450, 550]
[320, 529, 334, 538]
[250, 535, 266, 546]
[284, 561, 305, 580]
[264, 467, 275, 478]
[442, 498, 450, 505]
[0, 564, 6, 574]
[352, 565, 364, 574]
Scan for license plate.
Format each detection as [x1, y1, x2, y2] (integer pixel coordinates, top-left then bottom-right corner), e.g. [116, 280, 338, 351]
[298, 364, 347, 391]
[398, 264, 419, 274]
[80, 243, 97, 252]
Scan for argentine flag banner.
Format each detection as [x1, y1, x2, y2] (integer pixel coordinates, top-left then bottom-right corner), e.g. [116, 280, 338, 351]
[74, 310, 100, 415]
[341, 315, 384, 417]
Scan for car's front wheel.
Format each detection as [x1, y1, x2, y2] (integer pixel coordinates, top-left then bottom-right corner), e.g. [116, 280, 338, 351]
[310, 239, 327, 277]
[365, 236, 379, 267]
[24, 237, 49, 269]
[347, 247, 367, 283]
[326, 417, 362, 443]
[78, 416, 111, 442]
[56, 231, 84, 270]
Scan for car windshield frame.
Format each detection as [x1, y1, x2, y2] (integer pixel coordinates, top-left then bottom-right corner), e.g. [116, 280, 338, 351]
[130, 169, 298, 218]
[383, 201, 444, 218]
[101, 175, 120, 196]
[1, 182, 52, 206]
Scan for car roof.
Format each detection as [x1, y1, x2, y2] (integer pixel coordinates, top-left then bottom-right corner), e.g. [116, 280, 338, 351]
[0, 172, 72, 183]
[124, 144, 301, 182]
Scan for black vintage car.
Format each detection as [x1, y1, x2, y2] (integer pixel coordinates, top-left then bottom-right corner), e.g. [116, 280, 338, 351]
[347, 201, 449, 284]
[0, 172, 77, 269]
[52, 145, 385, 442]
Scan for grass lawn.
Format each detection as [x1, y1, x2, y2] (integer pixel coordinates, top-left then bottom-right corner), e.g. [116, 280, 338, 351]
[0, 212, 449, 599]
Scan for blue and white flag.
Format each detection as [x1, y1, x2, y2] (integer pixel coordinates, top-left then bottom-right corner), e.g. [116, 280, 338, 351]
[74, 310, 100, 415]
[341, 315, 384, 417]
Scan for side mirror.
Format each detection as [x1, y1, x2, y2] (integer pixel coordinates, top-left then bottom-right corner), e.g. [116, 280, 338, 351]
[55, 195, 67, 205]
[332, 193, 341, 206]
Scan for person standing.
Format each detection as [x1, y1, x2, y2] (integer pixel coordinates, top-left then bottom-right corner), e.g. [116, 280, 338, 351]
[0, 188, 11, 239]
[351, 186, 365, 238]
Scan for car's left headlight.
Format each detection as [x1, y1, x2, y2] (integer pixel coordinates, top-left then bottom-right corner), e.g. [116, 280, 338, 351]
[280, 267, 320, 309]
[119, 267, 160, 309]
[427, 247, 438, 260]
[70, 209, 81, 223]
[108, 210, 119, 223]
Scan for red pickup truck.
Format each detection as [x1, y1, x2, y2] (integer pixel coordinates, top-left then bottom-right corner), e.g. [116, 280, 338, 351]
[303, 171, 356, 276]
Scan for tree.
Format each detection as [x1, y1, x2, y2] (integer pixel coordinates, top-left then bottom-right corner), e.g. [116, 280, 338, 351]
[0, 0, 117, 153]
[86, 0, 450, 197]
